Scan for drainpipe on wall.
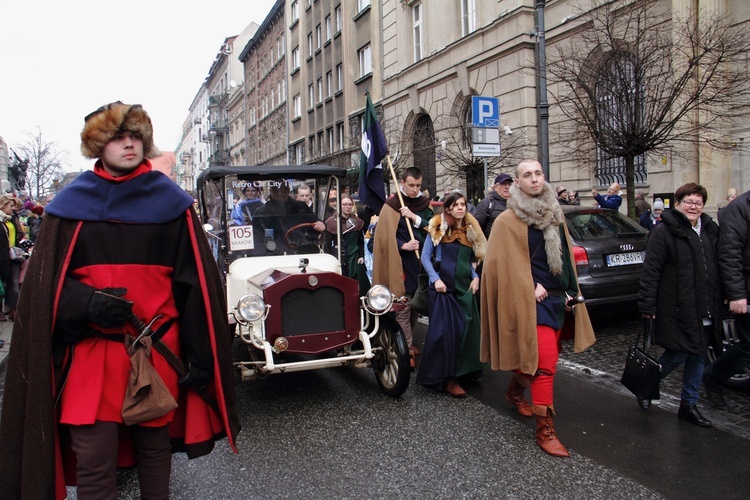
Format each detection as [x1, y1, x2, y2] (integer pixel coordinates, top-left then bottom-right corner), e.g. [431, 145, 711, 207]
[535, 0, 550, 179]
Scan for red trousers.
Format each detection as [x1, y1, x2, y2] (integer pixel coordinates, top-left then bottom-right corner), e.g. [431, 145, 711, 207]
[514, 325, 560, 407]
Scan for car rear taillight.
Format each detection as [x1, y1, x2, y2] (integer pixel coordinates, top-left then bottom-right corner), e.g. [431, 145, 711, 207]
[572, 245, 589, 266]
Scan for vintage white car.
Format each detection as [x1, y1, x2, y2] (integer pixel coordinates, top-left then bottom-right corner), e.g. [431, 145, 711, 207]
[196, 165, 411, 397]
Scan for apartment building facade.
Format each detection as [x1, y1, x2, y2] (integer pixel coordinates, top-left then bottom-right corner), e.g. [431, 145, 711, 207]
[239, 0, 288, 166]
[380, 0, 750, 211]
[285, 0, 385, 177]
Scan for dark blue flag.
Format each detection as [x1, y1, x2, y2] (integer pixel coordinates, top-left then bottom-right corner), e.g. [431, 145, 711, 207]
[358, 93, 388, 213]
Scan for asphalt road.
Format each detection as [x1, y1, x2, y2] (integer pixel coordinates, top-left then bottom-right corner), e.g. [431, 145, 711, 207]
[3, 312, 750, 499]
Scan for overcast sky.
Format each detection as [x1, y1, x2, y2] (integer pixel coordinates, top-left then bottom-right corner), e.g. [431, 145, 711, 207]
[0, 0, 277, 170]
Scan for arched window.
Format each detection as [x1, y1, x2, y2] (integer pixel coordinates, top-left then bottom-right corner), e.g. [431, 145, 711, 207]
[595, 53, 647, 187]
[413, 114, 436, 197]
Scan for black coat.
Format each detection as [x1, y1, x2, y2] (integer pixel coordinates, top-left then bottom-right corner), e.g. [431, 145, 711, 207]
[638, 210, 721, 354]
[473, 191, 508, 238]
[717, 191, 750, 300]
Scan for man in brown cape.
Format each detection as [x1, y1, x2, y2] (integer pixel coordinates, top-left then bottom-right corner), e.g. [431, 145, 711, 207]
[480, 159, 595, 457]
[372, 166, 433, 363]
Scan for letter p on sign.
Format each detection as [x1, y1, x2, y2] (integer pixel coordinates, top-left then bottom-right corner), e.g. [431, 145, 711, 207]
[471, 96, 499, 128]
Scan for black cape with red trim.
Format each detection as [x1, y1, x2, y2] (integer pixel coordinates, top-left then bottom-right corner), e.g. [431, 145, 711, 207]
[0, 162, 240, 499]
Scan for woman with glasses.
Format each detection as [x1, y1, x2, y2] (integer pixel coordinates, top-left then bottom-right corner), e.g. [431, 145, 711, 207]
[324, 193, 370, 295]
[638, 183, 722, 427]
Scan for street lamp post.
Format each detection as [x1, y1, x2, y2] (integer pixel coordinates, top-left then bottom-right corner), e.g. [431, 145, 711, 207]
[534, 0, 550, 180]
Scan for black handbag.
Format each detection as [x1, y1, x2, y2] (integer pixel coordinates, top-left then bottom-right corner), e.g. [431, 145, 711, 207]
[410, 272, 430, 316]
[620, 318, 662, 400]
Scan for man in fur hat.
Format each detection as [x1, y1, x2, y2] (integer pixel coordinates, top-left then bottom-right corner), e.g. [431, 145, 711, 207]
[372, 166, 433, 364]
[480, 159, 595, 457]
[0, 101, 239, 499]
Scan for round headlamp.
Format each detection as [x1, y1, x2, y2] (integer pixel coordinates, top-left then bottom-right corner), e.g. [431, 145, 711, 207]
[237, 294, 266, 322]
[365, 285, 393, 314]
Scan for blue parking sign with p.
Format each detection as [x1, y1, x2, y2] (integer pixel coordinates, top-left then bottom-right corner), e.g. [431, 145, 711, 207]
[472, 96, 499, 128]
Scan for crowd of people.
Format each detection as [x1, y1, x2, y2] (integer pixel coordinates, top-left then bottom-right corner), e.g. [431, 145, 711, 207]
[0, 191, 44, 322]
[2, 99, 749, 499]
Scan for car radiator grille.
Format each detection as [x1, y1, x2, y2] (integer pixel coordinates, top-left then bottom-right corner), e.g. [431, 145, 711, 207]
[280, 287, 345, 336]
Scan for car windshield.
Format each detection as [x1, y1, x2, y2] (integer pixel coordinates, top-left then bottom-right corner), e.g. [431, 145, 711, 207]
[202, 174, 339, 263]
[565, 210, 646, 240]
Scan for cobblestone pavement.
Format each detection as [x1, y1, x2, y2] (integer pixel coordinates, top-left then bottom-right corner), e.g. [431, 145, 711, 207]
[561, 309, 750, 439]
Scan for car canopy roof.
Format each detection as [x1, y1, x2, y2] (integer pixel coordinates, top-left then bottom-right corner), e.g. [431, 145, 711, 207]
[197, 164, 348, 190]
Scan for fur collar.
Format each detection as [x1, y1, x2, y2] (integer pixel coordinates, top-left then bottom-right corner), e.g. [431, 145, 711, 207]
[507, 182, 564, 275]
[427, 212, 487, 262]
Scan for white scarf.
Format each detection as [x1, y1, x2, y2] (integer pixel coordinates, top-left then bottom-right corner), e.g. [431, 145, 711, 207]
[507, 182, 564, 275]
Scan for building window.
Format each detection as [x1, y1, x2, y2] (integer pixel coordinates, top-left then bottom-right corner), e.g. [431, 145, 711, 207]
[292, 46, 300, 70]
[327, 127, 334, 154]
[317, 77, 323, 103]
[316, 24, 322, 50]
[358, 0, 370, 11]
[308, 33, 313, 57]
[358, 44, 372, 78]
[291, 1, 299, 22]
[337, 63, 343, 91]
[326, 71, 333, 98]
[308, 84, 315, 109]
[461, 0, 476, 36]
[325, 15, 332, 41]
[318, 131, 324, 155]
[336, 123, 344, 151]
[309, 135, 316, 158]
[413, 3, 423, 62]
[335, 5, 342, 32]
[595, 55, 647, 186]
[293, 94, 301, 118]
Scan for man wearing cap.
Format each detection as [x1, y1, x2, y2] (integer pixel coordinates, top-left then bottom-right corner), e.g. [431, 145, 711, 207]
[474, 173, 512, 239]
[0, 101, 239, 499]
[556, 186, 571, 206]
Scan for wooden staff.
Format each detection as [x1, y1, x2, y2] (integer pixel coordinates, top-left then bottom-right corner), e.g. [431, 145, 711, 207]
[384, 155, 420, 260]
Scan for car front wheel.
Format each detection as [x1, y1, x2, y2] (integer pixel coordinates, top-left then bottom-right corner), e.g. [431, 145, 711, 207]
[371, 319, 410, 397]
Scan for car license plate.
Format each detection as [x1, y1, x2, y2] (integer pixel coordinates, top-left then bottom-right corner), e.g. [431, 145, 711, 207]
[606, 251, 644, 267]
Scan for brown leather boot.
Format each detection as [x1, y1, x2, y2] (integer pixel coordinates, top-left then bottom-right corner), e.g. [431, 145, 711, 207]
[533, 405, 570, 457]
[505, 375, 533, 417]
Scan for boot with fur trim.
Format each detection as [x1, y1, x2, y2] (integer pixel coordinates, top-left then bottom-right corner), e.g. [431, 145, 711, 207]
[505, 375, 533, 417]
[533, 405, 569, 457]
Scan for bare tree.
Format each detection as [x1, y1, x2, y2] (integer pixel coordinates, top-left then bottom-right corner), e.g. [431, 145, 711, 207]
[548, 0, 750, 218]
[13, 127, 67, 200]
[381, 108, 531, 202]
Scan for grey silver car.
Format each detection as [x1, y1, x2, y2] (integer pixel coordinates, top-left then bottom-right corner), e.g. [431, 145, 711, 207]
[562, 206, 649, 309]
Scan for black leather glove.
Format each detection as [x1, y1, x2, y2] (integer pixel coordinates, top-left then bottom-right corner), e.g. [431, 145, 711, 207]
[87, 287, 133, 328]
[179, 364, 213, 390]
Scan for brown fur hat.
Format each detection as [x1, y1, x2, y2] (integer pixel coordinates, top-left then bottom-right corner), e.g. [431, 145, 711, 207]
[80, 101, 160, 159]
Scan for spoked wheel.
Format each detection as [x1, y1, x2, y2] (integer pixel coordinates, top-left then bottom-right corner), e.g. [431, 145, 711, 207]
[371, 320, 411, 397]
[708, 319, 750, 392]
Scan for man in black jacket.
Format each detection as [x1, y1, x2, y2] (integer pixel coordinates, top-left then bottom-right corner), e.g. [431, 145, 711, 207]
[704, 189, 750, 409]
[473, 173, 511, 238]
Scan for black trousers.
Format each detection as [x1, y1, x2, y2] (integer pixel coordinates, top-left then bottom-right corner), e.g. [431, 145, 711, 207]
[68, 421, 172, 500]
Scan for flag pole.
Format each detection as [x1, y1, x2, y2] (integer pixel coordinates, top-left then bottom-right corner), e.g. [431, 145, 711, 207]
[384, 155, 420, 260]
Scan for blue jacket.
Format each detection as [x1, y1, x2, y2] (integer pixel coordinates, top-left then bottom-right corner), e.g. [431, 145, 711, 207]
[595, 193, 622, 210]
